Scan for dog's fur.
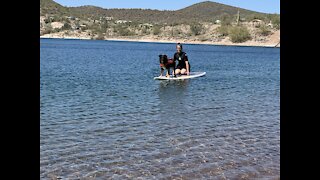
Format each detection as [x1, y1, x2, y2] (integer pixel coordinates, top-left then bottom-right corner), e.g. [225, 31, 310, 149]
[159, 54, 176, 77]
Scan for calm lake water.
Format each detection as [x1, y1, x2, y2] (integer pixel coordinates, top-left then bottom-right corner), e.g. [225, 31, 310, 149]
[40, 38, 280, 179]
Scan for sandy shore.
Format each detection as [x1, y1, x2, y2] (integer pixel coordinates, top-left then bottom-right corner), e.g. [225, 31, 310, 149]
[101, 37, 280, 47]
[40, 35, 280, 48]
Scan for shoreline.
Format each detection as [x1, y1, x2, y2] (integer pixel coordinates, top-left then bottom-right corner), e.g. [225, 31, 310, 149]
[40, 36, 280, 48]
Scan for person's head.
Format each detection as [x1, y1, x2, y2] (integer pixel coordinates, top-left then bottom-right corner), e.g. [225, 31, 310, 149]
[176, 43, 183, 53]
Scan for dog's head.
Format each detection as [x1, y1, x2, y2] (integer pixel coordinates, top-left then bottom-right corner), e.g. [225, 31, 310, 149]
[159, 54, 168, 65]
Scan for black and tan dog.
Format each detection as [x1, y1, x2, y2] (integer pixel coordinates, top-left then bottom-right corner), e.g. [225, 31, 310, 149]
[159, 54, 176, 77]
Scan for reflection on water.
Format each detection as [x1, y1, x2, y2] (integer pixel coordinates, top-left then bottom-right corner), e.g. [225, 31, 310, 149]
[158, 80, 193, 126]
[158, 80, 190, 116]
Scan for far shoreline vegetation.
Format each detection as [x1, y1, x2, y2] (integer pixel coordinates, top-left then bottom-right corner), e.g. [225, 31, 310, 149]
[40, 0, 280, 47]
[40, 37, 280, 49]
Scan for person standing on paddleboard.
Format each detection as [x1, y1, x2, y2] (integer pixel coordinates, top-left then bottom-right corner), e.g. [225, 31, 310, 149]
[174, 43, 191, 75]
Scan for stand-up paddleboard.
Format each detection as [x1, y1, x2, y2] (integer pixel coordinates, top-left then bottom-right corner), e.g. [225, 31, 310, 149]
[154, 72, 206, 80]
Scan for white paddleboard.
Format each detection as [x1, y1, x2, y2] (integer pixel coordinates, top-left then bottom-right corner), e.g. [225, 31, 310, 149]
[154, 72, 206, 80]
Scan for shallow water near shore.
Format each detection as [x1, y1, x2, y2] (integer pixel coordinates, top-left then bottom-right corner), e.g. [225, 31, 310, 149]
[40, 38, 280, 179]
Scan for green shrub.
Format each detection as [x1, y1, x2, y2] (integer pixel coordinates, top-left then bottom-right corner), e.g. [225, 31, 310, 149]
[42, 26, 52, 34]
[199, 37, 209, 41]
[41, 29, 51, 35]
[221, 15, 232, 26]
[247, 13, 267, 22]
[50, 28, 60, 33]
[217, 25, 230, 36]
[90, 24, 104, 34]
[190, 23, 203, 36]
[229, 26, 251, 43]
[44, 18, 51, 24]
[258, 25, 271, 36]
[186, 32, 193, 37]
[81, 26, 88, 31]
[271, 15, 280, 30]
[51, 15, 59, 22]
[141, 27, 148, 34]
[121, 29, 134, 36]
[171, 22, 179, 26]
[95, 33, 104, 40]
[174, 29, 182, 36]
[153, 25, 161, 35]
[61, 23, 71, 30]
[101, 22, 108, 31]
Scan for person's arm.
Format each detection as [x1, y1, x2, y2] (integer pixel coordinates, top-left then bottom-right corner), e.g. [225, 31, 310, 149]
[184, 53, 190, 75]
[185, 61, 190, 75]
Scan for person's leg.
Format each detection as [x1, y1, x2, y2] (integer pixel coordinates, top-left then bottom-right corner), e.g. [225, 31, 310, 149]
[181, 68, 186, 74]
[175, 68, 181, 75]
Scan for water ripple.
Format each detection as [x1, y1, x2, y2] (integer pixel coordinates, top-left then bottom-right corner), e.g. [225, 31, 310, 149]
[41, 39, 279, 179]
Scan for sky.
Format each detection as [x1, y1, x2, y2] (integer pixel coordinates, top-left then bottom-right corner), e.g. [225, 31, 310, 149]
[53, 0, 280, 14]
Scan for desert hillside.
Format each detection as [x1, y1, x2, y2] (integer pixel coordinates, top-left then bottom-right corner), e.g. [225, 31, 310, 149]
[40, 0, 280, 47]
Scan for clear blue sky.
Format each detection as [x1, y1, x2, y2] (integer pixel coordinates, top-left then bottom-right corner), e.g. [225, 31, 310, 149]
[54, 0, 280, 14]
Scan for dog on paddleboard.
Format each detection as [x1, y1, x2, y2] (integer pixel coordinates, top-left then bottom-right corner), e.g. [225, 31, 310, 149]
[159, 54, 176, 77]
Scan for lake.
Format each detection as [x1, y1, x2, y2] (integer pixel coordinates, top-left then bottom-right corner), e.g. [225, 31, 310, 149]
[40, 38, 280, 179]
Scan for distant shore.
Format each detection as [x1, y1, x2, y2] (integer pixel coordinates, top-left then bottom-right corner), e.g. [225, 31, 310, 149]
[40, 35, 280, 48]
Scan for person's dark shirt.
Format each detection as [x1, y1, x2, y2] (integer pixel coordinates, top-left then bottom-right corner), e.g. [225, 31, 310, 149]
[173, 52, 189, 68]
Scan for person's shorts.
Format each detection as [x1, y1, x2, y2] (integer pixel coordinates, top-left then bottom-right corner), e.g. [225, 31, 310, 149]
[176, 63, 191, 71]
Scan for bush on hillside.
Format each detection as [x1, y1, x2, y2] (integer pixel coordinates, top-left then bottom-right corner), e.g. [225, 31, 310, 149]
[258, 25, 271, 36]
[271, 15, 280, 30]
[61, 23, 71, 30]
[221, 14, 233, 26]
[190, 23, 203, 36]
[217, 25, 230, 36]
[229, 26, 251, 43]
[95, 33, 105, 40]
[153, 25, 161, 35]
[113, 24, 135, 36]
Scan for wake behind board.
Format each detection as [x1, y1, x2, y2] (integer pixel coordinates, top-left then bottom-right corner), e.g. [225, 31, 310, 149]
[154, 72, 206, 80]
